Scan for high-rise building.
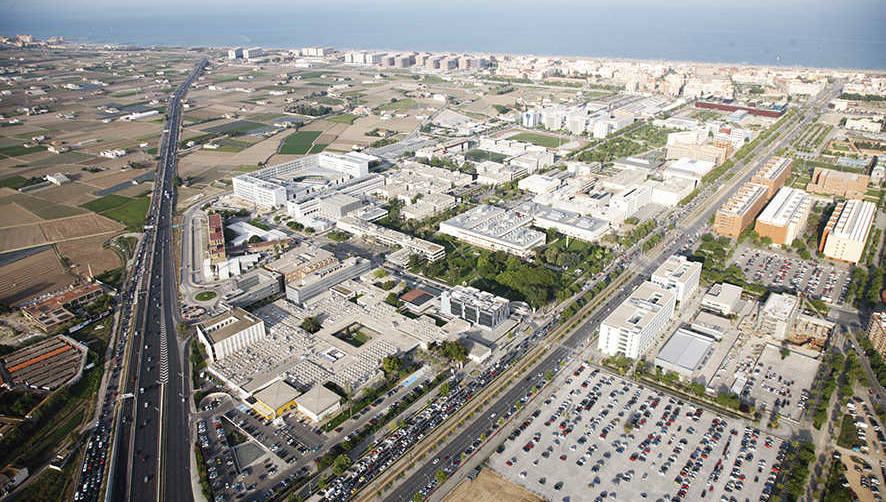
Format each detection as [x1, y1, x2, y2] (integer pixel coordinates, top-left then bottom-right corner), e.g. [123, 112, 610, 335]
[819, 199, 876, 264]
[750, 156, 792, 198]
[598, 281, 676, 359]
[867, 312, 886, 359]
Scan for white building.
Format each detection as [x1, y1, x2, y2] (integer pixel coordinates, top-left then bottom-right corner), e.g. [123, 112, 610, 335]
[820, 199, 877, 264]
[598, 281, 676, 359]
[296, 385, 341, 423]
[663, 158, 715, 186]
[651, 255, 702, 305]
[438, 204, 545, 257]
[196, 308, 266, 362]
[440, 286, 511, 329]
[845, 117, 883, 134]
[700, 283, 743, 316]
[518, 174, 562, 194]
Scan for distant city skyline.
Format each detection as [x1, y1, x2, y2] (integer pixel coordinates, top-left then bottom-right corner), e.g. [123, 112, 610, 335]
[2, 0, 885, 69]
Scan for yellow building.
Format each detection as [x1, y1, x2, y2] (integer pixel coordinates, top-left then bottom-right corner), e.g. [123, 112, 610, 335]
[252, 380, 300, 420]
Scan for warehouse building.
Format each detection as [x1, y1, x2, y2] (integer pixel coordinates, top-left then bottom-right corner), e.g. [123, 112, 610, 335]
[196, 307, 266, 362]
[819, 199, 876, 264]
[754, 187, 811, 246]
[296, 385, 342, 423]
[252, 379, 301, 420]
[598, 281, 676, 359]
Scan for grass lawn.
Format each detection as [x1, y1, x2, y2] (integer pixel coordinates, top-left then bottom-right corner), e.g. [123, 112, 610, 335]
[101, 196, 151, 231]
[0, 144, 45, 158]
[327, 114, 359, 124]
[81, 194, 131, 213]
[376, 98, 416, 112]
[465, 149, 508, 163]
[195, 291, 217, 302]
[279, 130, 322, 155]
[510, 132, 565, 149]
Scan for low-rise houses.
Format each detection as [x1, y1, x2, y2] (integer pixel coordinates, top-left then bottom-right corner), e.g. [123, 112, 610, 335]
[21, 283, 104, 332]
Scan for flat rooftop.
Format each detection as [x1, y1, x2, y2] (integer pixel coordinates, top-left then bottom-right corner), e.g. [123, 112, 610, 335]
[603, 281, 675, 333]
[198, 307, 263, 344]
[655, 328, 714, 373]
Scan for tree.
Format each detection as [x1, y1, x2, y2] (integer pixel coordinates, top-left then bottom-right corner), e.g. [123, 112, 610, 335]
[439, 382, 451, 395]
[248, 234, 263, 244]
[435, 469, 448, 484]
[332, 453, 352, 476]
[382, 356, 403, 377]
[301, 316, 322, 334]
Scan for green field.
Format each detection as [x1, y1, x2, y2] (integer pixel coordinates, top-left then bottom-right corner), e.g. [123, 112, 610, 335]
[465, 149, 508, 163]
[376, 98, 416, 112]
[81, 194, 132, 213]
[195, 291, 217, 302]
[100, 196, 151, 231]
[308, 143, 328, 154]
[0, 175, 30, 189]
[327, 114, 359, 124]
[279, 131, 322, 155]
[510, 132, 564, 149]
[13, 195, 85, 219]
[0, 144, 45, 158]
[202, 120, 265, 135]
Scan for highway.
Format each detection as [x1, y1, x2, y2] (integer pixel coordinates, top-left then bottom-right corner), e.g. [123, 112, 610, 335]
[108, 58, 206, 502]
[382, 86, 840, 502]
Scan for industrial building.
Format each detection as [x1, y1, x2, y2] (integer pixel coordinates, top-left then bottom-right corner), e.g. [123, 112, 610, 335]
[598, 281, 676, 359]
[806, 168, 870, 199]
[654, 327, 715, 379]
[754, 187, 811, 246]
[296, 385, 341, 423]
[713, 182, 768, 238]
[700, 283, 744, 316]
[440, 286, 511, 330]
[0, 335, 88, 391]
[196, 307, 266, 362]
[819, 199, 876, 264]
[439, 205, 545, 257]
[650, 254, 702, 305]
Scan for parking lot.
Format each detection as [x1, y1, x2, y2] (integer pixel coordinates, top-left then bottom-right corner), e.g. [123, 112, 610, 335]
[737, 344, 820, 422]
[490, 367, 787, 502]
[730, 247, 850, 304]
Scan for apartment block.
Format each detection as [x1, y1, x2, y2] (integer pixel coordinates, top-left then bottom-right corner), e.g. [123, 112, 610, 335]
[713, 183, 768, 238]
[806, 167, 870, 199]
[818, 199, 876, 264]
[754, 187, 811, 246]
[868, 312, 886, 359]
[750, 156, 792, 198]
[207, 213, 226, 264]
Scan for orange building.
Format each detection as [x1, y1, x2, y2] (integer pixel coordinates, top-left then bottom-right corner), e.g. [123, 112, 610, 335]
[713, 183, 769, 238]
[750, 156, 792, 198]
[207, 213, 226, 264]
[806, 168, 870, 199]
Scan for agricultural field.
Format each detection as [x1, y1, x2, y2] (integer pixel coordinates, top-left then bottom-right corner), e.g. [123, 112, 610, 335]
[279, 130, 322, 154]
[99, 196, 150, 231]
[0, 247, 71, 305]
[201, 120, 267, 135]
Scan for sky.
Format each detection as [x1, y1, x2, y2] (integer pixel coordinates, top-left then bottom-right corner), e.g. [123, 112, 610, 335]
[1, 0, 885, 69]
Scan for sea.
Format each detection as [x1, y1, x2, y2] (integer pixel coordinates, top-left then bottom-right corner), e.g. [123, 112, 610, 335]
[1, 0, 885, 70]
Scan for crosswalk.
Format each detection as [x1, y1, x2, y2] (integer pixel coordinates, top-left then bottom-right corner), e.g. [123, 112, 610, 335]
[159, 320, 169, 385]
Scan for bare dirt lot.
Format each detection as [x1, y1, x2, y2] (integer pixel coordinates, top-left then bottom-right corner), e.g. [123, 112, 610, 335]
[443, 469, 543, 502]
[0, 203, 43, 226]
[56, 234, 122, 276]
[29, 181, 101, 207]
[39, 213, 123, 242]
[0, 248, 72, 305]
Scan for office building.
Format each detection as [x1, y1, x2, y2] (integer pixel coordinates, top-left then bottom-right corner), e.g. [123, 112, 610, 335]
[666, 142, 728, 166]
[223, 269, 282, 308]
[520, 203, 611, 242]
[518, 174, 562, 194]
[196, 308, 266, 362]
[754, 187, 811, 246]
[654, 328, 715, 379]
[663, 158, 715, 186]
[439, 205, 545, 257]
[265, 244, 338, 283]
[867, 312, 886, 359]
[336, 216, 445, 262]
[228, 47, 243, 60]
[651, 255, 702, 305]
[700, 283, 744, 316]
[285, 256, 372, 305]
[760, 293, 799, 340]
[819, 199, 876, 264]
[750, 156, 792, 198]
[806, 168, 870, 199]
[242, 47, 264, 59]
[598, 281, 676, 359]
[440, 286, 511, 329]
[713, 182, 768, 238]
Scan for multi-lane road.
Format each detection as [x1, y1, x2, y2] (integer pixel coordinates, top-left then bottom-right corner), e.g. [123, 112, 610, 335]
[383, 86, 841, 502]
[107, 58, 206, 502]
